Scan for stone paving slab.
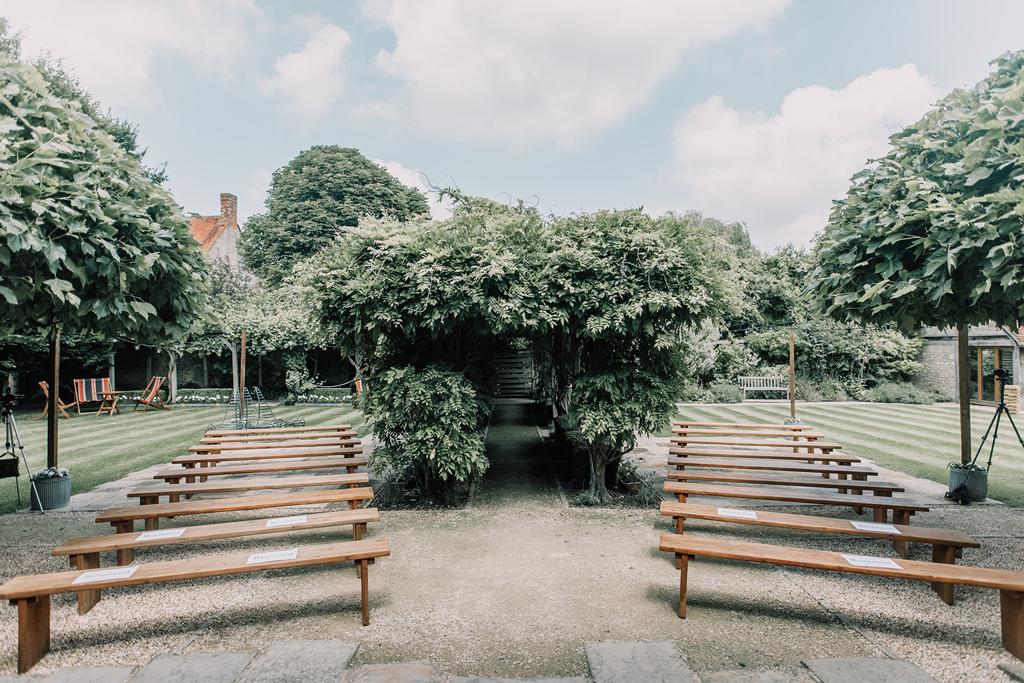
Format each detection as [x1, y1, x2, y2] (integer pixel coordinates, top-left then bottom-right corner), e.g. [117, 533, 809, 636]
[129, 652, 255, 683]
[584, 641, 695, 683]
[701, 668, 814, 683]
[1000, 661, 1024, 682]
[341, 661, 441, 683]
[0, 667, 135, 683]
[453, 678, 589, 683]
[802, 657, 936, 683]
[238, 640, 358, 683]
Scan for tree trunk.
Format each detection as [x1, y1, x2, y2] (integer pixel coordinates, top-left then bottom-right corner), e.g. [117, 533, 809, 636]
[587, 443, 613, 503]
[957, 323, 972, 465]
[108, 350, 116, 389]
[228, 342, 239, 396]
[47, 327, 60, 469]
[166, 350, 178, 404]
[202, 355, 209, 388]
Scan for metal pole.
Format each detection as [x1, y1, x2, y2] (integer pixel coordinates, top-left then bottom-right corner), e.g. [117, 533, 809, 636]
[957, 323, 972, 465]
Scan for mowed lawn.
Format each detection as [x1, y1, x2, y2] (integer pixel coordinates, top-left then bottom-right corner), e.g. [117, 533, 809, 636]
[0, 403, 364, 514]
[671, 401, 1024, 507]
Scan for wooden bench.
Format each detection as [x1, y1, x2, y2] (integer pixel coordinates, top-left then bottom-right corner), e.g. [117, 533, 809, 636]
[669, 447, 861, 465]
[190, 438, 360, 454]
[153, 457, 368, 484]
[173, 448, 363, 481]
[669, 455, 870, 474]
[659, 502, 979, 596]
[128, 473, 369, 504]
[200, 431, 357, 445]
[52, 508, 380, 611]
[658, 534, 1024, 661]
[738, 376, 789, 398]
[667, 470, 902, 495]
[663, 480, 929, 557]
[204, 424, 351, 437]
[672, 428, 825, 439]
[672, 421, 813, 431]
[672, 438, 843, 452]
[96, 487, 374, 541]
[1, 538, 390, 673]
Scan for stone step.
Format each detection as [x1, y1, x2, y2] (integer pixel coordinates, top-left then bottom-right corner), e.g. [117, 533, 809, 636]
[129, 652, 256, 683]
[801, 657, 936, 683]
[238, 640, 358, 683]
[584, 641, 695, 683]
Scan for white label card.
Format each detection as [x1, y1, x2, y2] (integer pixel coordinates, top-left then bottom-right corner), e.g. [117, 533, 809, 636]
[717, 507, 758, 520]
[247, 548, 298, 565]
[73, 566, 139, 585]
[842, 554, 902, 570]
[136, 528, 187, 541]
[266, 515, 308, 529]
[851, 521, 900, 535]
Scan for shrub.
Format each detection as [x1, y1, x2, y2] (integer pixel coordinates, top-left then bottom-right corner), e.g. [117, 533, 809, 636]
[708, 382, 743, 403]
[293, 387, 354, 404]
[174, 388, 233, 404]
[863, 382, 935, 405]
[363, 365, 490, 504]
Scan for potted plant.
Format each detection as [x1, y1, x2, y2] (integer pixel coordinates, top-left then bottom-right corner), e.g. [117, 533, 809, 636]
[30, 466, 71, 511]
[947, 461, 988, 503]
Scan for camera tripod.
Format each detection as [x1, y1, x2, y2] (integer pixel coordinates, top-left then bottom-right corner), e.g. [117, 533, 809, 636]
[970, 370, 1024, 471]
[1, 395, 44, 512]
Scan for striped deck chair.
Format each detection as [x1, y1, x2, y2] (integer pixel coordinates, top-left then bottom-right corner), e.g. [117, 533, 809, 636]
[132, 376, 169, 411]
[73, 377, 119, 416]
[37, 381, 76, 419]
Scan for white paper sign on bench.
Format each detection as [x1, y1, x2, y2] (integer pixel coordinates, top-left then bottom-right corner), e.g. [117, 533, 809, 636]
[717, 508, 758, 520]
[266, 515, 308, 528]
[851, 521, 901, 535]
[73, 566, 139, 585]
[842, 554, 902, 570]
[247, 548, 298, 565]
[136, 528, 187, 541]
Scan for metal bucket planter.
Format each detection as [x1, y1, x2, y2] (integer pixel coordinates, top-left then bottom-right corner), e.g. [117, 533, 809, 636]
[948, 466, 988, 502]
[30, 474, 71, 511]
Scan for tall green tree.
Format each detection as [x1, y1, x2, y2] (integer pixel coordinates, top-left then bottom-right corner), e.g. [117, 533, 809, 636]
[0, 57, 205, 466]
[240, 146, 430, 284]
[812, 50, 1024, 465]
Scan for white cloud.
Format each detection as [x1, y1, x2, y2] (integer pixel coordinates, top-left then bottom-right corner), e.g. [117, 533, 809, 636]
[374, 159, 454, 221]
[259, 24, 351, 120]
[0, 0, 263, 110]
[672, 64, 940, 247]
[362, 0, 789, 145]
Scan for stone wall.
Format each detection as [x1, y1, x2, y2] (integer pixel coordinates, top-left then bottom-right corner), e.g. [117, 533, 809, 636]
[914, 336, 956, 399]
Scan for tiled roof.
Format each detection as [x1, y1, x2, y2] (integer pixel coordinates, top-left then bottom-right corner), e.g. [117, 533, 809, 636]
[189, 215, 224, 253]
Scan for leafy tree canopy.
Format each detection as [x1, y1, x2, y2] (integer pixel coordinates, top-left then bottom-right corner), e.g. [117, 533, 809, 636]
[812, 50, 1024, 330]
[0, 57, 205, 343]
[240, 146, 430, 284]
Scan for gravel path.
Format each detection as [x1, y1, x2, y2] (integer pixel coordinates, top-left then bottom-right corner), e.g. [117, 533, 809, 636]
[0, 402, 1020, 681]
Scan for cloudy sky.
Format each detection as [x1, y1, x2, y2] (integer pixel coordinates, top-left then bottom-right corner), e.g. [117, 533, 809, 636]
[2, 0, 1022, 248]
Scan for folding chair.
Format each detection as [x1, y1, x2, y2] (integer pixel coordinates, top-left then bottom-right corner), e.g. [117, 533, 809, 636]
[132, 376, 169, 411]
[37, 381, 75, 419]
[73, 377, 121, 416]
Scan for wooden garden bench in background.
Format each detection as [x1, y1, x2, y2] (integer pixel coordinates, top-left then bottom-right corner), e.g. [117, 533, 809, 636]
[737, 376, 789, 399]
[669, 447, 860, 466]
[200, 430, 357, 446]
[672, 420, 812, 431]
[52, 508, 380, 610]
[203, 424, 351, 437]
[153, 456, 368, 484]
[127, 472, 369, 504]
[659, 502, 979, 601]
[1, 538, 390, 673]
[671, 428, 825, 440]
[671, 438, 843, 453]
[190, 437, 359, 453]
[658, 534, 1024, 661]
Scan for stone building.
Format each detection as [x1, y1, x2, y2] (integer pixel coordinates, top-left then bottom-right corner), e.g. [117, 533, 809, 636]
[188, 192, 242, 266]
[916, 325, 1022, 410]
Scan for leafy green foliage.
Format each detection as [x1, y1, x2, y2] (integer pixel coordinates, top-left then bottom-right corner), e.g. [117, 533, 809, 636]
[239, 146, 430, 284]
[863, 381, 935, 404]
[0, 57, 204, 343]
[813, 50, 1024, 330]
[363, 365, 490, 503]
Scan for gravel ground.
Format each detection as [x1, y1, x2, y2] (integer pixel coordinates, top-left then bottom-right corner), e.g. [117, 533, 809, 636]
[0, 404, 1020, 681]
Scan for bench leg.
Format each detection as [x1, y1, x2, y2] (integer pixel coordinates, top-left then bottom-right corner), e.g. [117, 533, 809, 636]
[930, 545, 957, 605]
[13, 596, 50, 674]
[183, 463, 196, 484]
[353, 523, 364, 541]
[675, 516, 685, 535]
[1001, 590, 1024, 660]
[359, 559, 370, 626]
[141, 496, 158, 505]
[144, 516, 160, 531]
[892, 510, 910, 558]
[838, 472, 848, 496]
[676, 494, 688, 504]
[677, 554, 689, 619]
[169, 494, 180, 504]
[72, 552, 102, 614]
[872, 507, 888, 523]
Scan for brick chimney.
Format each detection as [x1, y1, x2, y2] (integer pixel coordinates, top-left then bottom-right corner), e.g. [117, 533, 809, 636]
[219, 192, 238, 229]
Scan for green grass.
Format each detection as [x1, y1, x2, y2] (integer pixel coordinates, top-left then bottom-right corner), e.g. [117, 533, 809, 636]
[670, 401, 1024, 507]
[0, 403, 364, 514]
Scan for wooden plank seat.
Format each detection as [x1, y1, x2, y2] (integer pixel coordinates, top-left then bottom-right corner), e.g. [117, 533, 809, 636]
[673, 421, 813, 431]
[667, 470, 902, 495]
[173, 448, 362, 478]
[190, 438, 360, 454]
[669, 455, 870, 475]
[672, 428, 826, 439]
[671, 438, 843, 452]
[670, 448, 862, 465]
[658, 533, 1024, 661]
[1, 538, 390, 673]
[664, 481, 928, 540]
[204, 424, 351, 437]
[153, 457, 368, 484]
[52, 508, 381, 614]
[659, 501, 979, 591]
[128, 473, 370, 504]
[200, 431, 356, 445]
[96, 488, 375, 539]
